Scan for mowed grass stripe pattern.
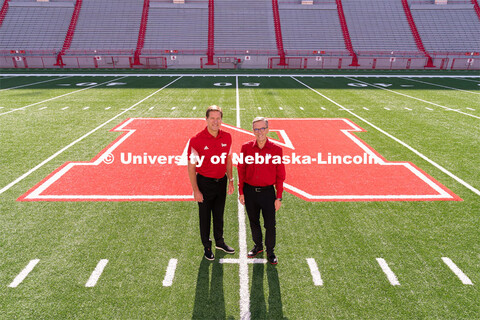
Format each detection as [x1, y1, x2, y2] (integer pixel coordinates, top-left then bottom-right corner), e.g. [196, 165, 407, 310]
[0, 75, 479, 319]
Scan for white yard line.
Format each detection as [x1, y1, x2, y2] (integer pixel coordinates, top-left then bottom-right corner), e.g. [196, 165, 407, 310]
[0, 76, 183, 197]
[401, 77, 480, 95]
[344, 77, 480, 120]
[291, 76, 480, 198]
[442, 257, 473, 285]
[0, 76, 126, 117]
[376, 258, 400, 286]
[0, 76, 69, 93]
[85, 259, 109, 287]
[306, 258, 323, 286]
[162, 259, 178, 287]
[8, 259, 40, 288]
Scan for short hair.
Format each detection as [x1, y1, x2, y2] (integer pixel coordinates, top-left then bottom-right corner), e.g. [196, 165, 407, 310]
[206, 105, 223, 118]
[252, 117, 268, 128]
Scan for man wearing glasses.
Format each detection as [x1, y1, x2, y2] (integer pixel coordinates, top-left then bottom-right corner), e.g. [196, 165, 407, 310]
[238, 117, 286, 265]
[187, 105, 235, 261]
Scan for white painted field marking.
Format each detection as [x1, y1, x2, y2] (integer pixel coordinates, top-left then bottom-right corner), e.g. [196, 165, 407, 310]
[401, 77, 480, 95]
[384, 107, 390, 110]
[0, 76, 183, 196]
[38, 107, 47, 110]
[85, 259, 109, 287]
[162, 259, 178, 287]
[83, 107, 90, 110]
[0, 107, 3, 109]
[363, 107, 369, 110]
[0, 77, 126, 117]
[192, 106, 196, 110]
[258, 107, 262, 110]
[300, 107, 304, 110]
[171, 107, 176, 110]
[321, 107, 326, 110]
[291, 76, 480, 198]
[0, 76, 69, 93]
[105, 107, 111, 110]
[345, 77, 480, 120]
[456, 77, 480, 84]
[279, 107, 283, 110]
[426, 107, 433, 111]
[405, 107, 412, 111]
[466, 107, 476, 111]
[306, 258, 323, 286]
[442, 257, 473, 285]
[8, 259, 40, 288]
[149, 106, 155, 111]
[235, 76, 240, 128]
[61, 106, 69, 110]
[376, 258, 400, 286]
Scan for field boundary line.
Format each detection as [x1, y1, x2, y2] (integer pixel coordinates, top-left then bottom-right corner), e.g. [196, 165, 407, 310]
[345, 77, 480, 120]
[0, 76, 183, 197]
[0, 76, 126, 117]
[1, 73, 480, 78]
[400, 77, 480, 95]
[292, 76, 480, 198]
[457, 77, 480, 83]
[0, 76, 70, 93]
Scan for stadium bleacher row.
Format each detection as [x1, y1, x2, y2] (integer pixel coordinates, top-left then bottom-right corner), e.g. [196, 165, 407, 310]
[0, 0, 478, 69]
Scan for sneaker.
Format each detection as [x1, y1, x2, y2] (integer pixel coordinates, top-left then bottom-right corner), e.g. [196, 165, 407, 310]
[267, 252, 278, 265]
[204, 247, 214, 261]
[247, 245, 264, 258]
[215, 242, 235, 254]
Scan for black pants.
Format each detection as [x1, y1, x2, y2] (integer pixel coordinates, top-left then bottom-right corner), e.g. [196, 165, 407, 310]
[243, 183, 276, 253]
[197, 174, 227, 248]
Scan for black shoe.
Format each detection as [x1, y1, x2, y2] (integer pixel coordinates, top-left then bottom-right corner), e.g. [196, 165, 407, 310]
[267, 252, 278, 265]
[204, 247, 214, 261]
[215, 242, 235, 254]
[247, 245, 264, 258]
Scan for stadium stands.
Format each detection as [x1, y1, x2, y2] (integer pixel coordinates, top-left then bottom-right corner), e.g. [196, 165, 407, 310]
[143, 1, 208, 51]
[68, 0, 143, 52]
[0, 0, 478, 69]
[0, 0, 73, 50]
[410, 2, 480, 53]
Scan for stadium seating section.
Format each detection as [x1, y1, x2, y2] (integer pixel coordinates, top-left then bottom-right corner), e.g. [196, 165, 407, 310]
[0, 0, 478, 69]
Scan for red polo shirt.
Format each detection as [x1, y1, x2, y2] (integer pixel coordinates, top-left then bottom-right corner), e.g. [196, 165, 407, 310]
[238, 138, 286, 198]
[188, 127, 232, 179]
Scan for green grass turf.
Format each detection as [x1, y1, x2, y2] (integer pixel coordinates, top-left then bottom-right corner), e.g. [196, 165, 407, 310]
[0, 74, 479, 319]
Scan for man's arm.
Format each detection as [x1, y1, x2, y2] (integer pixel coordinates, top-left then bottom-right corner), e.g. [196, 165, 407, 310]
[188, 159, 203, 203]
[226, 153, 234, 195]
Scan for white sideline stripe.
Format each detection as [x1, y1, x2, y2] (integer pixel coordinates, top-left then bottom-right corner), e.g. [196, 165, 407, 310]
[402, 77, 480, 95]
[38, 107, 47, 110]
[236, 76, 240, 128]
[306, 258, 323, 286]
[376, 258, 400, 286]
[0, 76, 68, 93]
[456, 77, 480, 83]
[292, 76, 480, 198]
[85, 259, 108, 287]
[346, 77, 480, 120]
[0, 76, 183, 197]
[8, 259, 40, 288]
[162, 259, 178, 287]
[442, 257, 473, 285]
[2, 73, 480, 78]
[0, 76, 126, 117]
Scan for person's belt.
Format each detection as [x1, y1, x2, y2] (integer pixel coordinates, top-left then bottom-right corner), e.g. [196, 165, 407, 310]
[197, 174, 226, 183]
[245, 183, 274, 193]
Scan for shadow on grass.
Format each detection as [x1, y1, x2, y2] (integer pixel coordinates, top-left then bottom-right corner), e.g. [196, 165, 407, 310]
[250, 262, 288, 319]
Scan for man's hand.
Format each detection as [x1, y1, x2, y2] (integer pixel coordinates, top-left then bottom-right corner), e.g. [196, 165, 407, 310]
[227, 180, 234, 195]
[239, 194, 245, 205]
[274, 199, 282, 211]
[194, 189, 204, 203]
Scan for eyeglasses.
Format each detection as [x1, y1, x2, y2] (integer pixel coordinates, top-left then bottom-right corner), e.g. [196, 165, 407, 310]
[253, 127, 268, 133]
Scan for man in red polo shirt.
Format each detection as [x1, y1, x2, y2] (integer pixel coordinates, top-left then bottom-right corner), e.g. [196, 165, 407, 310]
[188, 105, 235, 261]
[238, 117, 286, 265]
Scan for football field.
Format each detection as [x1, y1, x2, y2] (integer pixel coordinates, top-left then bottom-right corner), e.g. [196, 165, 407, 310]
[0, 73, 479, 319]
